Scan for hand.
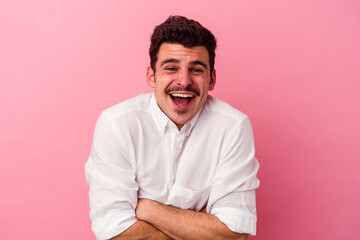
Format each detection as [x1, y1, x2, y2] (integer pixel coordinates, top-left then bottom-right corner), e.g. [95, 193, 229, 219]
[135, 198, 154, 221]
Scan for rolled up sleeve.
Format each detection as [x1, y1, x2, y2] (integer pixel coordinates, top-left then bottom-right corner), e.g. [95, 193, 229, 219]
[208, 117, 260, 235]
[85, 112, 138, 240]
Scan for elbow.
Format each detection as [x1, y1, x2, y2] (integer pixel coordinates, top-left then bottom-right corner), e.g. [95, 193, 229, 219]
[231, 233, 248, 240]
[227, 232, 249, 240]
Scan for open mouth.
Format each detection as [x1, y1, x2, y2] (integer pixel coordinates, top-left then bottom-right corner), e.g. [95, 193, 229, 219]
[169, 93, 194, 109]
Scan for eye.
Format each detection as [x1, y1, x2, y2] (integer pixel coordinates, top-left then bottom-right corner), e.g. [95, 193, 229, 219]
[190, 68, 204, 73]
[164, 65, 178, 71]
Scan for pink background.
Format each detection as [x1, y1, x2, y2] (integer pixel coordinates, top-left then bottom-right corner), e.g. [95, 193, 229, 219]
[1, 1, 359, 239]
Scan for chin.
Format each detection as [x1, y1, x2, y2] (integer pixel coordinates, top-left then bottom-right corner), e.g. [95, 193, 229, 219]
[174, 109, 190, 116]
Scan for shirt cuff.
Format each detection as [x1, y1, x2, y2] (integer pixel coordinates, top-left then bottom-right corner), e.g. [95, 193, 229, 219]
[91, 210, 137, 240]
[211, 207, 257, 236]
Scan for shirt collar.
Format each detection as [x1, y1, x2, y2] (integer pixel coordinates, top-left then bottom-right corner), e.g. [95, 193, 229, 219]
[149, 93, 203, 137]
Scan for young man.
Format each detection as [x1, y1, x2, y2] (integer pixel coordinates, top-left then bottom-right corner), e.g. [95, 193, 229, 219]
[85, 16, 260, 240]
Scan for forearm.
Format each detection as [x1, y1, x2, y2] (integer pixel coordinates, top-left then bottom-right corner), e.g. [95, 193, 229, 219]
[109, 220, 172, 240]
[136, 199, 248, 240]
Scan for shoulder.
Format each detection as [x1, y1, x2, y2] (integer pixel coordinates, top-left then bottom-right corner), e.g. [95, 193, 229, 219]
[101, 93, 152, 121]
[203, 95, 249, 124]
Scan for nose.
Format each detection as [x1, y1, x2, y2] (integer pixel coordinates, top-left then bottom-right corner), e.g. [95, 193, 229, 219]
[176, 70, 193, 87]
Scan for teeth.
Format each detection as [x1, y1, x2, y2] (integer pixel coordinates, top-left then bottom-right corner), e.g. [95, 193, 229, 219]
[171, 93, 193, 98]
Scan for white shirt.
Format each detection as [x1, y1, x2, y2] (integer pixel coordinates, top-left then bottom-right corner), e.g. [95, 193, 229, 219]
[85, 93, 260, 240]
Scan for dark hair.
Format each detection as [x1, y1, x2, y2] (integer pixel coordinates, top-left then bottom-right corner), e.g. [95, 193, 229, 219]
[149, 15, 217, 73]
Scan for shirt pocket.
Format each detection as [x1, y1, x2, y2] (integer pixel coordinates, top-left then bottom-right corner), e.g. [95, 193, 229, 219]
[166, 184, 211, 211]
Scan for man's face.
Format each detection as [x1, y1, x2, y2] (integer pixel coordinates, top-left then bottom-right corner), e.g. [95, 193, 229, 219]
[147, 43, 216, 130]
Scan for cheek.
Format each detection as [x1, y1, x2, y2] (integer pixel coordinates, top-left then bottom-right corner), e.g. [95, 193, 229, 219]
[198, 81, 210, 93]
[157, 75, 174, 88]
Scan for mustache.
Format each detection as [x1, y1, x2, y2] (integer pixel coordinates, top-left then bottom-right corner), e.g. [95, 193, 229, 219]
[165, 85, 200, 96]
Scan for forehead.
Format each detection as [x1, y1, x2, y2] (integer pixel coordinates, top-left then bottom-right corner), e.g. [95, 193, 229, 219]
[156, 43, 209, 65]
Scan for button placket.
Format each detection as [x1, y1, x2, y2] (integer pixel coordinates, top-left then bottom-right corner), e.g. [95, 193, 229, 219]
[166, 129, 177, 190]
[166, 124, 188, 190]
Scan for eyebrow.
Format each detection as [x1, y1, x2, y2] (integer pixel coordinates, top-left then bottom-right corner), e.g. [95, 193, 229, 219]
[160, 58, 180, 66]
[160, 59, 208, 69]
[190, 60, 208, 69]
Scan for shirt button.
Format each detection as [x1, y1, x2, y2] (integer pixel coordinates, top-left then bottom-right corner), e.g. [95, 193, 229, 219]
[175, 145, 179, 151]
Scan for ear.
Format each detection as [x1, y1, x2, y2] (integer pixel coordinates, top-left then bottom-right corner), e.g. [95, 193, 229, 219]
[209, 69, 216, 91]
[146, 66, 155, 88]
